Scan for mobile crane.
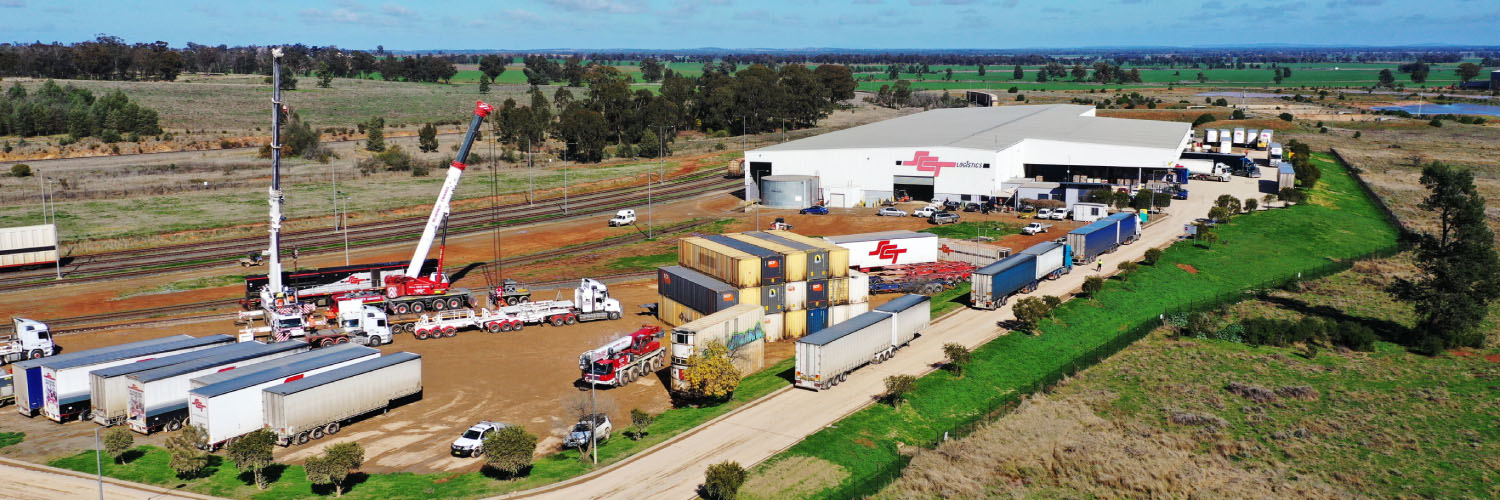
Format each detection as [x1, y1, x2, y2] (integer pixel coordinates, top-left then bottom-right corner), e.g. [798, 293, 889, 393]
[579, 325, 665, 387]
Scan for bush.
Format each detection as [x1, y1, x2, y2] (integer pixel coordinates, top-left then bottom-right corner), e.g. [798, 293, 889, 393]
[1082, 275, 1104, 297]
[226, 429, 276, 489]
[1006, 86, 1019, 93]
[1117, 261, 1140, 281]
[10, 163, 31, 177]
[1278, 112, 1294, 121]
[1231, 109, 1246, 120]
[628, 408, 655, 440]
[704, 461, 746, 500]
[483, 425, 537, 477]
[1191, 113, 1216, 128]
[1244, 198, 1259, 212]
[882, 375, 917, 408]
[102, 427, 134, 464]
[1143, 248, 1163, 265]
[164, 425, 209, 479]
[375, 145, 412, 171]
[305, 442, 363, 497]
[680, 341, 741, 400]
[1013, 296, 1054, 331]
[1428, 118, 1443, 127]
[941, 343, 971, 376]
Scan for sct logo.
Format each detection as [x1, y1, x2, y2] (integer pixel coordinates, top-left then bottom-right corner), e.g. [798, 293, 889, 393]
[870, 240, 907, 264]
[901, 151, 956, 177]
[191, 399, 206, 410]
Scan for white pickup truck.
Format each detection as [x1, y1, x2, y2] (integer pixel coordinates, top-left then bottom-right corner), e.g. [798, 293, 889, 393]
[608, 210, 637, 227]
[1022, 222, 1053, 235]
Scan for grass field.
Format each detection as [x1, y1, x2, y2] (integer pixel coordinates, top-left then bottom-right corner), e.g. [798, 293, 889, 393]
[883, 255, 1500, 498]
[916, 221, 1019, 240]
[49, 357, 795, 499]
[606, 252, 677, 271]
[0, 432, 23, 449]
[740, 153, 1400, 499]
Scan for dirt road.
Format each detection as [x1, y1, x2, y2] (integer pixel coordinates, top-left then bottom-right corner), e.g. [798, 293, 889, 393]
[500, 173, 1266, 499]
[0, 457, 218, 500]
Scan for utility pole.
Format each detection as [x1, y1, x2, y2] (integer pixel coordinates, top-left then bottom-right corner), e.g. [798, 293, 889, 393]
[339, 192, 351, 265]
[527, 139, 534, 206]
[647, 171, 653, 239]
[589, 380, 598, 465]
[331, 162, 338, 231]
[94, 427, 103, 500]
[46, 177, 59, 279]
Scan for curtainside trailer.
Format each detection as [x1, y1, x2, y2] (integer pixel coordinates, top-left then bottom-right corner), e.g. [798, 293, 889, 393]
[14, 335, 193, 417]
[971, 253, 1038, 309]
[874, 294, 930, 347]
[90, 344, 242, 426]
[126, 341, 311, 434]
[794, 294, 928, 391]
[1018, 241, 1072, 281]
[38, 335, 235, 422]
[189, 344, 379, 449]
[1103, 211, 1140, 245]
[1066, 218, 1122, 265]
[263, 352, 422, 446]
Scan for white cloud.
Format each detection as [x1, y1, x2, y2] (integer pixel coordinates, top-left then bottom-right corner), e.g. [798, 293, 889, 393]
[545, 0, 648, 14]
[0, 0, 25, 7]
[381, 3, 415, 17]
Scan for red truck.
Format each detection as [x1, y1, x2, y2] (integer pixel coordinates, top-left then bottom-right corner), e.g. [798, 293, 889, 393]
[578, 326, 665, 387]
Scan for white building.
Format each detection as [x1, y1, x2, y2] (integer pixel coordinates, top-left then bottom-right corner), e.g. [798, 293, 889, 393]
[744, 104, 1191, 208]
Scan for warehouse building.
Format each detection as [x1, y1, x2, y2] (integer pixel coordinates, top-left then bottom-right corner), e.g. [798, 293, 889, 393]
[743, 104, 1191, 208]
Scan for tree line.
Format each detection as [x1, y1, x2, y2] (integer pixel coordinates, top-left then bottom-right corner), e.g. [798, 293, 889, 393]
[0, 80, 161, 140]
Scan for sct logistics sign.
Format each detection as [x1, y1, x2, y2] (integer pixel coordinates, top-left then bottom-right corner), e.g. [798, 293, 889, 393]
[836, 234, 939, 269]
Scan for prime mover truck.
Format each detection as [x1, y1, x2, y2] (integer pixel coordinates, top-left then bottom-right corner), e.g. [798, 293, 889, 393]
[126, 341, 311, 434]
[970, 241, 1072, 309]
[793, 294, 929, 391]
[1066, 212, 1140, 265]
[189, 344, 379, 449]
[263, 352, 422, 446]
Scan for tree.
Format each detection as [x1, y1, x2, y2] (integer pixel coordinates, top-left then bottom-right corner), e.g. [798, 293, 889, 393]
[1378, 68, 1395, 87]
[1200, 231, 1220, 249]
[1244, 198, 1258, 212]
[10, 163, 32, 177]
[1191, 113, 1216, 128]
[640, 57, 664, 82]
[1143, 247, 1163, 265]
[1208, 206, 1232, 223]
[1070, 64, 1087, 82]
[1214, 194, 1242, 214]
[941, 343, 971, 377]
[1264, 193, 1278, 208]
[1456, 62, 1482, 82]
[703, 461, 746, 500]
[482, 425, 537, 477]
[283, 112, 321, 159]
[1082, 275, 1104, 298]
[1279, 186, 1304, 205]
[1117, 261, 1140, 281]
[226, 429, 276, 489]
[1035, 70, 1048, 83]
[882, 374, 916, 408]
[1390, 164, 1500, 353]
[813, 64, 856, 104]
[478, 55, 507, 80]
[1279, 112, 1294, 121]
[976, 63, 985, 76]
[478, 74, 491, 94]
[1012, 64, 1024, 80]
[305, 442, 364, 497]
[680, 340, 740, 400]
[364, 116, 385, 152]
[892, 79, 912, 107]
[1012, 296, 1054, 332]
[164, 425, 209, 479]
[316, 64, 333, 88]
[628, 408, 654, 440]
[1197, 72, 1208, 83]
[1398, 62, 1430, 84]
[418, 123, 438, 153]
[1230, 109, 1246, 120]
[102, 427, 134, 464]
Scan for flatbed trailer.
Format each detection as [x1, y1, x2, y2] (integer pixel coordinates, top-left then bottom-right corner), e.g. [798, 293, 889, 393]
[411, 308, 523, 339]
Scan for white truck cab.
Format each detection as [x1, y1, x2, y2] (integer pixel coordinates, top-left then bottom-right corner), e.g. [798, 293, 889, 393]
[1, 318, 54, 364]
[336, 301, 394, 345]
[608, 210, 637, 227]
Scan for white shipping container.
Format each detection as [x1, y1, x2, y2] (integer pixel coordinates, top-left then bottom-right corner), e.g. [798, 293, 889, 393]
[263, 353, 422, 445]
[0, 224, 59, 269]
[1218, 139, 1231, 154]
[784, 281, 807, 312]
[848, 271, 870, 305]
[189, 345, 379, 447]
[761, 311, 784, 343]
[830, 302, 869, 324]
[1233, 128, 1246, 146]
[127, 341, 310, 434]
[936, 238, 1010, 267]
[1205, 129, 1219, 143]
[824, 231, 938, 269]
[669, 304, 765, 391]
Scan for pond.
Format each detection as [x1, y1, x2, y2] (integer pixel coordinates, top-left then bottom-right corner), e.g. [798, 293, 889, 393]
[1370, 102, 1500, 117]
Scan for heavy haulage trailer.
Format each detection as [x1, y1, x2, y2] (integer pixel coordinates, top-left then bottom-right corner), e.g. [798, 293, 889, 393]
[189, 344, 380, 450]
[262, 352, 422, 446]
[34, 335, 235, 422]
[499, 279, 623, 327]
[126, 341, 311, 434]
[794, 294, 930, 391]
[970, 241, 1073, 310]
[410, 308, 522, 339]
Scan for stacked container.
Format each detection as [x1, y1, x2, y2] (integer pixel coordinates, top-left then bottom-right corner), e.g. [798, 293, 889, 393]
[669, 304, 765, 389]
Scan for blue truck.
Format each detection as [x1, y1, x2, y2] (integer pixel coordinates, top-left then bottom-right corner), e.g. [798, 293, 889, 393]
[1066, 211, 1140, 265]
[970, 241, 1073, 310]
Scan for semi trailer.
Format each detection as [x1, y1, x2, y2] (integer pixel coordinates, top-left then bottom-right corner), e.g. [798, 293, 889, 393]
[262, 352, 422, 446]
[37, 335, 235, 422]
[126, 341, 311, 434]
[970, 241, 1072, 310]
[1065, 211, 1139, 265]
[410, 308, 521, 339]
[0, 224, 59, 270]
[14, 335, 194, 417]
[824, 231, 939, 269]
[188, 344, 380, 449]
[793, 294, 929, 391]
[499, 279, 623, 326]
[90, 343, 250, 426]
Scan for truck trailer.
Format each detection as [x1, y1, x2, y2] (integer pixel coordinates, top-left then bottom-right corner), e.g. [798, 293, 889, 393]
[1066, 213, 1133, 266]
[13, 335, 193, 417]
[824, 230, 939, 269]
[669, 304, 765, 391]
[126, 341, 311, 434]
[793, 294, 929, 391]
[970, 241, 1072, 310]
[0, 224, 59, 270]
[262, 352, 422, 446]
[189, 344, 380, 449]
[90, 343, 248, 426]
[37, 335, 235, 422]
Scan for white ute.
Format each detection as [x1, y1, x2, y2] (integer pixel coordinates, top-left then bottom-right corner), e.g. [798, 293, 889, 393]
[608, 210, 637, 227]
[451, 421, 509, 457]
[564, 414, 612, 448]
[1, 318, 54, 364]
[1022, 222, 1053, 235]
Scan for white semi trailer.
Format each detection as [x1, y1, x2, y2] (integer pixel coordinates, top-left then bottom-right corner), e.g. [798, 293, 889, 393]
[263, 352, 422, 446]
[38, 335, 234, 422]
[14, 335, 192, 417]
[189, 344, 380, 449]
[90, 344, 243, 426]
[126, 341, 310, 434]
[794, 294, 930, 391]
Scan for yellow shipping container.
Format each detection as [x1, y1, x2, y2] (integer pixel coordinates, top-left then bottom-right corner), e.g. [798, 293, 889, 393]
[829, 277, 850, 304]
[658, 295, 704, 328]
[768, 230, 849, 278]
[679, 237, 761, 288]
[783, 309, 807, 340]
[726, 233, 808, 282]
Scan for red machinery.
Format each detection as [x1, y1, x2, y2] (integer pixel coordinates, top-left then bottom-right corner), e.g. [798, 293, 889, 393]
[578, 326, 665, 387]
[867, 261, 976, 294]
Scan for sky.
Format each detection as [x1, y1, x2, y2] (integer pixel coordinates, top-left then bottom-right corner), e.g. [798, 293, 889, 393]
[4, 0, 1496, 50]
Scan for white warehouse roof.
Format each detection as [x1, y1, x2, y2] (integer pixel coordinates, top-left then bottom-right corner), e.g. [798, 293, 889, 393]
[756, 104, 1189, 153]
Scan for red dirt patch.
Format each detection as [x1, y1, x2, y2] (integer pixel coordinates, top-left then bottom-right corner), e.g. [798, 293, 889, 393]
[854, 438, 877, 448]
[1450, 350, 1474, 358]
[1484, 354, 1500, 363]
[1177, 263, 1200, 274]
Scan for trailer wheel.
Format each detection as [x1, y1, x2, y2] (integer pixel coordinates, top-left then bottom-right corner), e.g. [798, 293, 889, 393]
[431, 300, 446, 311]
[550, 316, 565, 327]
[414, 329, 429, 340]
[486, 322, 500, 333]
[336, 337, 350, 344]
[410, 302, 425, 314]
[395, 303, 410, 315]
[447, 297, 462, 310]
[519, 296, 530, 303]
[320, 338, 335, 347]
[512, 322, 524, 332]
[326, 422, 341, 435]
[505, 296, 518, 306]
[311, 427, 325, 440]
[565, 315, 578, 325]
[608, 311, 621, 320]
[443, 326, 457, 338]
[166, 419, 183, 432]
[296, 432, 310, 445]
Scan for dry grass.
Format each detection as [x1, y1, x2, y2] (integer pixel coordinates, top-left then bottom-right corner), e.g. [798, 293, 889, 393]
[740, 456, 849, 500]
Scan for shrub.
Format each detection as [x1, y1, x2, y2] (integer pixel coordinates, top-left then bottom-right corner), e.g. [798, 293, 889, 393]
[1428, 118, 1443, 127]
[882, 375, 917, 408]
[1143, 248, 1163, 265]
[102, 427, 134, 464]
[10, 163, 31, 177]
[941, 343, 971, 377]
[1231, 109, 1246, 120]
[483, 425, 537, 477]
[1012, 296, 1054, 332]
[680, 341, 741, 400]
[226, 429, 276, 489]
[1278, 112, 1294, 121]
[704, 461, 746, 500]
[1185, 312, 1216, 338]
[375, 145, 412, 171]
[1082, 275, 1104, 297]
[305, 442, 363, 497]
[164, 425, 209, 479]
[628, 408, 654, 440]
[1117, 261, 1140, 281]
[1191, 113, 1216, 127]
[1244, 198, 1258, 212]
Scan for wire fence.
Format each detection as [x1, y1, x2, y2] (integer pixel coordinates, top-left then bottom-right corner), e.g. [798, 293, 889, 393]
[816, 157, 1409, 500]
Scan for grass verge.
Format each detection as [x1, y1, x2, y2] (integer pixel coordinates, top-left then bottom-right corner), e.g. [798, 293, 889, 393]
[48, 358, 795, 499]
[743, 153, 1400, 499]
[917, 221, 1020, 240]
[0, 432, 22, 449]
[606, 253, 677, 271]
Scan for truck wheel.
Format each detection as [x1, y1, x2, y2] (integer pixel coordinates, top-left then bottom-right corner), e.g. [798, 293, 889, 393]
[512, 322, 523, 332]
[414, 329, 428, 340]
[326, 422, 341, 435]
[296, 432, 310, 445]
[550, 316, 564, 327]
[431, 300, 446, 311]
[447, 298, 462, 309]
[395, 303, 410, 315]
[29, 349, 44, 359]
[320, 338, 335, 347]
[410, 302, 424, 314]
[506, 296, 518, 306]
[565, 315, 577, 325]
[608, 311, 621, 320]
[311, 427, 325, 440]
[166, 419, 183, 432]
[487, 322, 501, 333]
[336, 337, 349, 344]
[443, 327, 457, 338]
[519, 296, 530, 303]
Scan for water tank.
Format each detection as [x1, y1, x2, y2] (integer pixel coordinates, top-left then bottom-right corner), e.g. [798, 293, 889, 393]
[760, 175, 820, 209]
[727, 158, 744, 177]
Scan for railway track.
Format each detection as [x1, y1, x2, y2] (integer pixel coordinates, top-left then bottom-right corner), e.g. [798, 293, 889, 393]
[0, 173, 739, 290]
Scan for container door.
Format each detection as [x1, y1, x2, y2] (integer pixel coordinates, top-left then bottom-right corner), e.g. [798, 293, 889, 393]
[807, 308, 828, 335]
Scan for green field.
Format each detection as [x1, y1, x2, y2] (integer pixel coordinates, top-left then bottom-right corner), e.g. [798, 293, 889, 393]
[854, 62, 1478, 92]
[0, 432, 23, 449]
[742, 153, 1400, 499]
[916, 221, 1019, 240]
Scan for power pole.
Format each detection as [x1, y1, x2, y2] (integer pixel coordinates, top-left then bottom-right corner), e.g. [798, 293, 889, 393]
[589, 380, 598, 465]
[94, 427, 103, 500]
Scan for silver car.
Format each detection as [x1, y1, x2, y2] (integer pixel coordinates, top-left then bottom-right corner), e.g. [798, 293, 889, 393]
[877, 207, 907, 217]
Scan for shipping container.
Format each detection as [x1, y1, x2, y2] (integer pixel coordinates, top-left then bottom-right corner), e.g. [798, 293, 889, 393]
[971, 254, 1038, 310]
[703, 235, 785, 285]
[727, 233, 808, 282]
[0, 224, 59, 269]
[263, 353, 423, 446]
[737, 283, 785, 314]
[189, 345, 379, 448]
[38, 335, 235, 422]
[1205, 128, 1219, 143]
[794, 295, 927, 391]
[759, 231, 848, 278]
[14, 335, 194, 418]
[657, 295, 705, 328]
[824, 231, 939, 269]
[658, 266, 739, 316]
[831, 302, 869, 324]
[1017, 241, 1072, 281]
[126, 341, 311, 434]
[1260, 130, 1274, 150]
[1233, 127, 1246, 146]
[936, 238, 1012, 267]
[1066, 218, 1122, 265]
[679, 237, 761, 289]
[848, 271, 870, 304]
[1246, 129, 1259, 147]
[807, 307, 829, 335]
[784, 309, 808, 340]
[90, 344, 240, 426]
[745, 231, 831, 280]
[667, 304, 765, 390]
[806, 279, 830, 309]
[784, 281, 807, 311]
[1278, 161, 1296, 191]
[761, 312, 784, 343]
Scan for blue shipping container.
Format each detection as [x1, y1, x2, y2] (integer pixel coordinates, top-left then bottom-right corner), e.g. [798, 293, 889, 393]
[807, 307, 829, 335]
[970, 254, 1037, 309]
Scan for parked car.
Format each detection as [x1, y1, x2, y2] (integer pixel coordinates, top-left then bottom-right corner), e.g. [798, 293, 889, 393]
[799, 206, 829, 215]
[911, 206, 937, 218]
[1036, 208, 1052, 219]
[962, 203, 980, 212]
[876, 207, 907, 217]
[1022, 222, 1053, 235]
[608, 210, 636, 227]
[929, 212, 960, 225]
[1050, 208, 1069, 220]
[451, 421, 509, 457]
[564, 414, 612, 448]
[1018, 205, 1036, 213]
[942, 200, 961, 211]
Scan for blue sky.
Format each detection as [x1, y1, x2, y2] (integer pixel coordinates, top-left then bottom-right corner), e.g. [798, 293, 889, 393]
[4, 0, 1495, 50]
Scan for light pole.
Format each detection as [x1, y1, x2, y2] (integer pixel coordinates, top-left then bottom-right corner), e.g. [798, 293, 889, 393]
[647, 171, 654, 239]
[94, 427, 103, 500]
[527, 139, 534, 206]
[331, 162, 338, 231]
[338, 191, 351, 265]
[562, 141, 576, 214]
[589, 379, 598, 465]
[45, 176, 59, 280]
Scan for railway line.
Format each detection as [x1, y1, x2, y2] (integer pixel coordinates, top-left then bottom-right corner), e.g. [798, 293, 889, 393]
[0, 172, 738, 290]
